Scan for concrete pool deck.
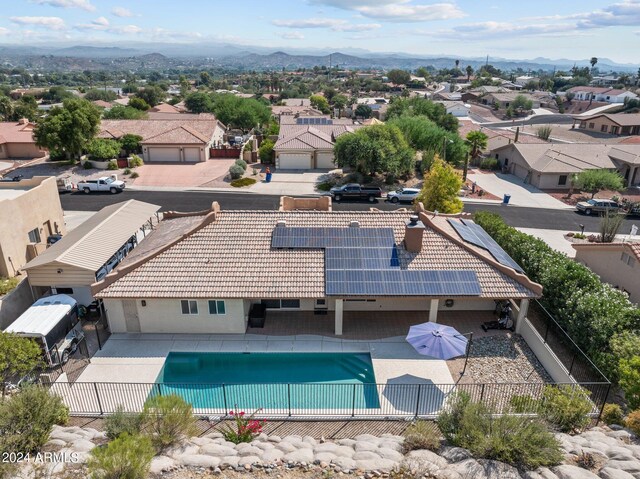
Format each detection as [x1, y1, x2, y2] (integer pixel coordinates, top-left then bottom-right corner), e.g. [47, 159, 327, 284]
[73, 333, 455, 387]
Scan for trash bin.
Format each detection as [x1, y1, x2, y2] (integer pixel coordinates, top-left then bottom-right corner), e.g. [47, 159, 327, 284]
[266, 172, 272, 183]
[502, 194, 511, 205]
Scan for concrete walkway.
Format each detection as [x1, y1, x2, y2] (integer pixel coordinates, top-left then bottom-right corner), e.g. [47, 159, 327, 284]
[467, 172, 574, 209]
[248, 171, 329, 196]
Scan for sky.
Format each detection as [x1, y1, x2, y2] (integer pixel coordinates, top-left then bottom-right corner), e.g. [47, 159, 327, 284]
[1, 0, 640, 63]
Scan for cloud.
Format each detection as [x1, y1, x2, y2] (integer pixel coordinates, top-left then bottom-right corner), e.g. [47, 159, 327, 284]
[75, 16, 109, 30]
[272, 17, 381, 31]
[333, 23, 381, 31]
[10, 16, 66, 30]
[309, 0, 466, 22]
[30, 0, 95, 12]
[0, 27, 9, 35]
[111, 6, 134, 18]
[75, 17, 142, 35]
[280, 31, 305, 40]
[576, 0, 640, 28]
[112, 24, 143, 34]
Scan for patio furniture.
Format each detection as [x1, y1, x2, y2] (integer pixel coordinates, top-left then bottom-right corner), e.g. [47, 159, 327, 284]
[406, 322, 473, 375]
[248, 303, 267, 328]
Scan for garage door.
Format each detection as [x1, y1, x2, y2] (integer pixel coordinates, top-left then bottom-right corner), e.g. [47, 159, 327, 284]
[512, 163, 527, 180]
[278, 153, 312, 169]
[184, 148, 201, 162]
[316, 152, 335, 169]
[148, 147, 180, 162]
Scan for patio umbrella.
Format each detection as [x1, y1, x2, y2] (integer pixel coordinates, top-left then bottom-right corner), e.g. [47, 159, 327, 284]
[406, 322, 469, 360]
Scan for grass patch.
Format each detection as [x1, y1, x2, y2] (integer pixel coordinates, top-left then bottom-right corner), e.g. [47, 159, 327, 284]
[230, 177, 257, 187]
[0, 276, 19, 295]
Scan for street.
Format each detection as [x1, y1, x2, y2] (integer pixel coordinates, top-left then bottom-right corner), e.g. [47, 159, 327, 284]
[59, 190, 640, 233]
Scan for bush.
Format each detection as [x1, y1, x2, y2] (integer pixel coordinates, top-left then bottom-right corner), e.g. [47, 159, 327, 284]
[252, 168, 258, 176]
[509, 394, 541, 414]
[123, 168, 132, 175]
[229, 164, 245, 180]
[83, 160, 94, 169]
[88, 433, 154, 479]
[258, 139, 275, 164]
[436, 392, 471, 440]
[219, 408, 266, 444]
[541, 385, 592, 433]
[142, 394, 197, 451]
[0, 276, 19, 295]
[537, 126, 553, 141]
[480, 158, 499, 170]
[601, 403, 624, 426]
[104, 406, 143, 440]
[316, 181, 333, 192]
[230, 178, 257, 187]
[235, 159, 247, 170]
[130, 172, 139, 179]
[625, 409, 640, 435]
[87, 138, 121, 161]
[0, 386, 69, 453]
[402, 420, 441, 453]
[129, 154, 144, 168]
[107, 160, 118, 170]
[618, 355, 640, 409]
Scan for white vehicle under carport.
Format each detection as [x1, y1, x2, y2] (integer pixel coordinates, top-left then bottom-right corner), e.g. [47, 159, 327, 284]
[5, 294, 84, 366]
[77, 176, 125, 194]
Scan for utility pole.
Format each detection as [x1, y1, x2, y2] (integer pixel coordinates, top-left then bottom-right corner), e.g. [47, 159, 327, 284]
[328, 54, 332, 82]
[485, 55, 489, 67]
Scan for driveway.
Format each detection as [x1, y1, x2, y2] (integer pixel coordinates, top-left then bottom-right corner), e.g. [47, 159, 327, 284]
[248, 170, 329, 196]
[132, 160, 236, 188]
[467, 172, 573, 209]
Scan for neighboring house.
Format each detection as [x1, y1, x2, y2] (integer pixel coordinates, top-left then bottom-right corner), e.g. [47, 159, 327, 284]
[434, 100, 470, 117]
[515, 76, 537, 86]
[274, 116, 361, 169]
[458, 120, 547, 154]
[149, 102, 184, 114]
[491, 143, 640, 188]
[433, 91, 462, 101]
[0, 119, 47, 159]
[271, 105, 323, 118]
[347, 97, 390, 120]
[574, 113, 640, 136]
[566, 86, 638, 104]
[0, 177, 66, 278]
[98, 118, 226, 163]
[282, 98, 311, 107]
[92, 202, 541, 335]
[23, 200, 160, 306]
[590, 76, 620, 87]
[91, 100, 113, 110]
[481, 92, 540, 110]
[572, 242, 640, 304]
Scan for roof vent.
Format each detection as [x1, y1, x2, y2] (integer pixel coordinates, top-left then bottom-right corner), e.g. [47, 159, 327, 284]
[276, 220, 287, 228]
[409, 215, 419, 226]
[349, 221, 360, 228]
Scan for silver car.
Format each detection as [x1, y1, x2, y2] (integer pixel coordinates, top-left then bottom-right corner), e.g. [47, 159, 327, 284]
[387, 188, 420, 203]
[576, 199, 620, 215]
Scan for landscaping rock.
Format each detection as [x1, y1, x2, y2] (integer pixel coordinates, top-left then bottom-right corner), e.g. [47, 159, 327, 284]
[69, 439, 96, 453]
[405, 449, 448, 469]
[354, 458, 397, 472]
[377, 447, 404, 462]
[314, 443, 340, 453]
[237, 455, 261, 466]
[477, 459, 521, 479]
[355, 441, 379, 453]
[237, 445, 264, 457]
[218, 456, 240, 468]
[314, 452, 337, 463]
[332, 456, 357, 470]
[440, 446, 473, 463]
[283, 448, 314, 463]
[45, 439, 67, 448]
[522, 468, 559, 479]
[261, 449, 285, 462]
[200, 444, 237, 457]
[553, 465, 600, 479]
[604, 459, 640, 476]
[149, 455, 177, 474]
[352, 451, 382, 461]
[599, 467, 636, 479]
[178, 454, 220, 469]
[275, 442, 298, 454]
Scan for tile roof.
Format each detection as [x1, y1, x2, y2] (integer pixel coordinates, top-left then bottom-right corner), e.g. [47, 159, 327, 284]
[567, 86, 613, 94]
[98, 119, 221, 145]
[577, 113, 640, 127]
[572, 242, 640, 261]
[275, 127, 335, 150]
[150, 103, 181, 113]
[95, 209, 540, 300]
[0, 121, 37, 144]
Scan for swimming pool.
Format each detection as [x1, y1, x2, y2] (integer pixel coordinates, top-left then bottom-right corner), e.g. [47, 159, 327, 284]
[154, 352, 380, 411]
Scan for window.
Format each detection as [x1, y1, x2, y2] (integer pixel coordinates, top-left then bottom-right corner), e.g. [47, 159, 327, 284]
[588, 122, 595, 129]
[28, 228, 41, 243]
[53, 287, 74, 295]
[208, 300, 226, 315]
[504, 158, 509, 166]
[180, 300, 198, 315]
[558, 175, 568, 186]
[261, 299, 300, 309]
[601, 124, 608, 133]
[621, 252, 636, 267]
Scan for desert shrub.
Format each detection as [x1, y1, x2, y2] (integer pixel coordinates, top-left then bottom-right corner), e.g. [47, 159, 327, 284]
[235, 159, 247, 170]
[123, 168, 132, 175]
[509, 394, 541, 414]
[230, 178, 257, 187]
[480, 158, 498, 170]
[537, 126, 553, 141]
[625, 409, 640, 435]
[142, 394, 197, 451]
[541, 385, 592, 433]
[129, 154, 144, 168]
[104, 406, 143, 440]
[229, 164, 245, 180]
[87, 138, 121, 161]
[0, 386, 69, 453]
[0, 276, 19, 295]
[346, 171, 364, 184]
[107, 160, 118, 170]
[219, 408, 266, 444]
[601, 403, 624, 426]
[573, 233, 587, 239]
[436, 392, 471, 440]
[252, 168, 258, 176]
[618, 355, 640, 409]
[402, 420, 441, 453]
[83, 160, 93, 169]
[88, 433, 154, 479]
[130, 172, 139, 179]
[258, 139, 275, 163]
[575, 451, 598, 470]
[316, 182, 333, 191]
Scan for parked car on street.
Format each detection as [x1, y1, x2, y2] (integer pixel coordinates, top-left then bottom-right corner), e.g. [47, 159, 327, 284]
[329, 183, 383, 202]
[576, 199, 620, 215]
[387, 187, 420, 203]
[77, 176, 125, 194]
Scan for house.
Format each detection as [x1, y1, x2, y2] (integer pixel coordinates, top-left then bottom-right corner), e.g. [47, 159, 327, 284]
[282, 98, 311, 107]
[91, 201, 541, 336]
[0, 177, 66, 278]
[590, 76, 620, 86]
[274, 116, 361, 169]
[572, 242, 640, 304]
[458, 121, 547, 153]
[0, 119, 47, 159]
[462, 86, 509, 103]
[433, 91, 462, 101]
[98, 118, 226, 163]
[23, 200, 160, 306]
[149, 102, 184, 114]
[515, 76, 537, 87]
[434, 100, 470, 117]
[481, 92, 540, 110]
[566, 86, 638, 104]
[574, 113, 640, 136]
[349, 98, 390, 120]
[271, 105, 323, 118]
[491, 143, 640, 189]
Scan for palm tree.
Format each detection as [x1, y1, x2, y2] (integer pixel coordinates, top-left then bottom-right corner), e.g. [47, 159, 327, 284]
[455, 59, 460, 70]
[464, 131, 488, 181]
[590, 57, 598, 70]
[0, 96, 13, 121]
[466, 65, 474, 82]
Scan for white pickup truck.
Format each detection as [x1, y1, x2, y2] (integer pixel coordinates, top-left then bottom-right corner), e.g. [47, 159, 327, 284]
[77, 176, 125, 194]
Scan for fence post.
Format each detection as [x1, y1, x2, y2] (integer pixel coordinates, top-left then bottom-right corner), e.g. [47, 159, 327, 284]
[93, 383, 103, 416]
[596, 383, 612, 424]
[543, 321, 549, 342]
[351, 384, 356, 418]
[414, 384, 422, 418]
[95, 323, 102, 351]
[288, 384, 292, 417]
[568, 354, 576, 376]
[480, 384, 486, 402]
[222, 384, 228, 413]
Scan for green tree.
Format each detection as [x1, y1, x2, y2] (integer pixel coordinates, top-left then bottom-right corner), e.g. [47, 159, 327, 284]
[512, 94, 533, 112]
[134, 85, 165, 107]
[0, 96, 13, 121]
[42, 86, 73, 104]
[33, 98, 101, 160]
[119, 134, 142, 155]
[354, 104, 372, 119]
[184, 92, 213, 113]
[590, 57, 598, 70]
[310, 94, 330, 114]
[465, 130, 488, 180]
[334, 124, 415, 176]
[102, 105, 147, 120]
[415, 156, 463, 213]
[11, 96, 39, 121]
[129, 97, 150, 111]
[386, 96, 458, 132]
[84, 89, 117, 102]
[574, 169, 624, 198]
[0, 332, 42, 384]
[86, 138, 121, 160]
[210, 94, 271, 130]
[258, 139, 275, 163]
[199, 71, 211, 86]
[387, 69, 411, 85]
[333, 94, 348, 117]
[465, 65, 474, 81]
[619, 356, 640, 409]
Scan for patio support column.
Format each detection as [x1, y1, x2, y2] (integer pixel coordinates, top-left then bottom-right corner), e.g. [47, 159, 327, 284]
[516, 298, 529, 334]
[429, 299, 439, 323]
[629, 166, 637, 187]
[335, 299, 343, 336]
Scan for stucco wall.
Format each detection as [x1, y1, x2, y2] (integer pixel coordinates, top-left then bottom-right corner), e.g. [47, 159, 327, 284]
[533, 173, 571, 190]
[104, 298, 248, 334]
[257, 298, 495, 312]
[520, 318, 573, 383]
[2, 143, 46, 159]
[0, 276, 34, 329]
[575, 249, 639, 305]
[0, 177, 66, 277]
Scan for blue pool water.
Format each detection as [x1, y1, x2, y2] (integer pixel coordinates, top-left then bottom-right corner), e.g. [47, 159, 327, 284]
[154, 352, 380, 411]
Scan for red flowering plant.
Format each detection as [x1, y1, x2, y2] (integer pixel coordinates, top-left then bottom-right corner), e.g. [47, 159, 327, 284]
[219, 406, 267, 444]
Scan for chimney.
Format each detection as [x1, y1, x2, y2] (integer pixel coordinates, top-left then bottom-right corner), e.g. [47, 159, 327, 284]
[349, 221, 360, 228]
[404, 215, 425, 253]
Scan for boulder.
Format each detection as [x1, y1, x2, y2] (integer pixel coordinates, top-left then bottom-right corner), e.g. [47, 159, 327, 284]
[314, 452, 337, 463]
[268, 435, 282, 443]
[69, 439, 96, 453]
[450, 459, 486, 478]
[314, 443, 340, 454]
[434, 470, 463, 479]
[553, 465, 600, 479]
[477, 459, 521, 479]
[200, 444, 238, 457]
[302, 435, 317, 446]
[218, 456, 239, 468]
[605, 446, 636, 461]
[377, 447, 404, 462]
[236, 445, 263, 457]
[599, 466, 636, 479]
[440, 446, 473, 463]
[252, 441, 274, 451]
[48, 430, 82, 443]
[355, 441, 379, 453]
[281, 435, 303, 445]
[275, 442, 298, 453]
[333, 446, 356, 458]
[522, 469, 559, 479]
[178, 454, 220, 468]
[354, 457, 397, 472]
[237, 455, 261, 466]
[332, 456, 357, 470]
[405, 449, 449, 469]
[337, 438, 357, 447]
[378, 440, 403, 452]
[604, 459, 640, 476]
[283, 448, 314, 463]
[261, 448, 285, 463]
[191, 437, 215, 447]
[45, 439, 67, 448]
[352, 451, 382, 461]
